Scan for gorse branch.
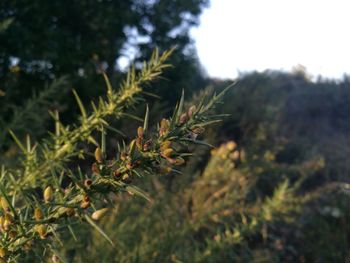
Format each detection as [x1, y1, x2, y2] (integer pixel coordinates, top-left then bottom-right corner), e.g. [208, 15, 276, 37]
[0, 48, 230, 261]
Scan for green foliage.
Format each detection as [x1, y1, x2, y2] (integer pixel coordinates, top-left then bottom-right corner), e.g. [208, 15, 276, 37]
[0, 49, 231, 262]
[48, 71, 350, 263]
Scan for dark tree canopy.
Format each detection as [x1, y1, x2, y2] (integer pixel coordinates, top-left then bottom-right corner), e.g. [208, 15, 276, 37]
[0, 0, 208, 110]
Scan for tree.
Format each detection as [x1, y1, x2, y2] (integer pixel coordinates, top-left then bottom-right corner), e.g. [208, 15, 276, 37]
[0, 0, 208, 103]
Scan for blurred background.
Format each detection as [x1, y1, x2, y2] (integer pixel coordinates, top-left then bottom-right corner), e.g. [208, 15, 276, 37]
[1, 0, 350, 262]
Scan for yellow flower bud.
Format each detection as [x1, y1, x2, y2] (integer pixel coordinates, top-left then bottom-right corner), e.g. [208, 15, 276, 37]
[91, 208, 109, 221]
[160, 141, 172, 151]
[34, 207, 43, 221]
[0, 216, 4, 232]
[35, 224, 47, 239]
[137, 126, 144, 138]
[44, 186, 53, 203]
[0, 198, 9, 212]
[159, 119, 170, 136]
[0, 247, 6, 258]
[94, 147, 103, 163]
[161, 148, 174, 158]
[4, 214, 13, 224]
[80, 200, 90, 209]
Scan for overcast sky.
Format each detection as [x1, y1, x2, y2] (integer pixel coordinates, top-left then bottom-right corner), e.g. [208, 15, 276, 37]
[191, 0, 350, 80]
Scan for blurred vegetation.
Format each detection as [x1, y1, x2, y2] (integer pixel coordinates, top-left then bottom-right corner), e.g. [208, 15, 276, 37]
[46, 70, 350, 263]
[1, 1, 350, 262]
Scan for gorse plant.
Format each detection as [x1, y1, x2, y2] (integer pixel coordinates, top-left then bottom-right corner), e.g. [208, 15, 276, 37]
[0, 49, 230, 262]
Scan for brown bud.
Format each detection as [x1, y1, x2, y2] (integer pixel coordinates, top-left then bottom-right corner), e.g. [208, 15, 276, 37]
[192, 126, 205, 135]
[34, 207, 43, 221]
[9, 230, 17, 239]
[188, 105, 196, 118]
[137, 126, 144, 138]
[114, 170, 122, 178]
[80, 201, 90, 209]
[91, 163, 99, 174]
[126, 162, 134, 170]
[84, 179, 93, 188]
[83, 195, 90, 203]
[143, 139, 152, 152]
[91, 208, 109, 221]
[174, 157, 185, 166]
[134, 160, 141, 168]
[179, 113, 188, 124]
[44, 186, 53, 203]
[94, 147, 103, 163]
[65, 208, 75, 217]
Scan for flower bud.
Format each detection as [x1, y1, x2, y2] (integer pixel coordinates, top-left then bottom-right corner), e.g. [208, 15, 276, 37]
[143, 139, 152, 152]
[159, 119, 169, 136]
[192, 126, 205, 135]
[52, 254, 60, 263]
[188, 105, 196, 118]
[9, 230, 17, 239]
[122, 174, 131, 184]
[137, 126, 144, 138]
[80, 201, 90, 209]
[174, 157, 185, 166]
[114, 170, 122, 178]
[94, 147, 103, 163]
[84, 179, 93, 188]
[120, 152, 127, 161]
[160, 141, 171, 151]
[230, 151, 240, 161]
[34, 207, 43, 221]
[65, 208, 75, 217]
[0, 247, 6, 258]
[0, 198, 9, 213]
[136, 137, 142, 150]
[91, 163, 99, 174]
[0, 216, 4, 232]
[35, 224, 47, 239]
[161, 148, 174, 158]
[44, 186, 53, 203]
[91, 208, 109, 221]
[179, 113, 188, 124]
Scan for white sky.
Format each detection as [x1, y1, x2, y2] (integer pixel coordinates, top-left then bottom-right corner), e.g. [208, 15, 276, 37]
[191, 0, 350, 80]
